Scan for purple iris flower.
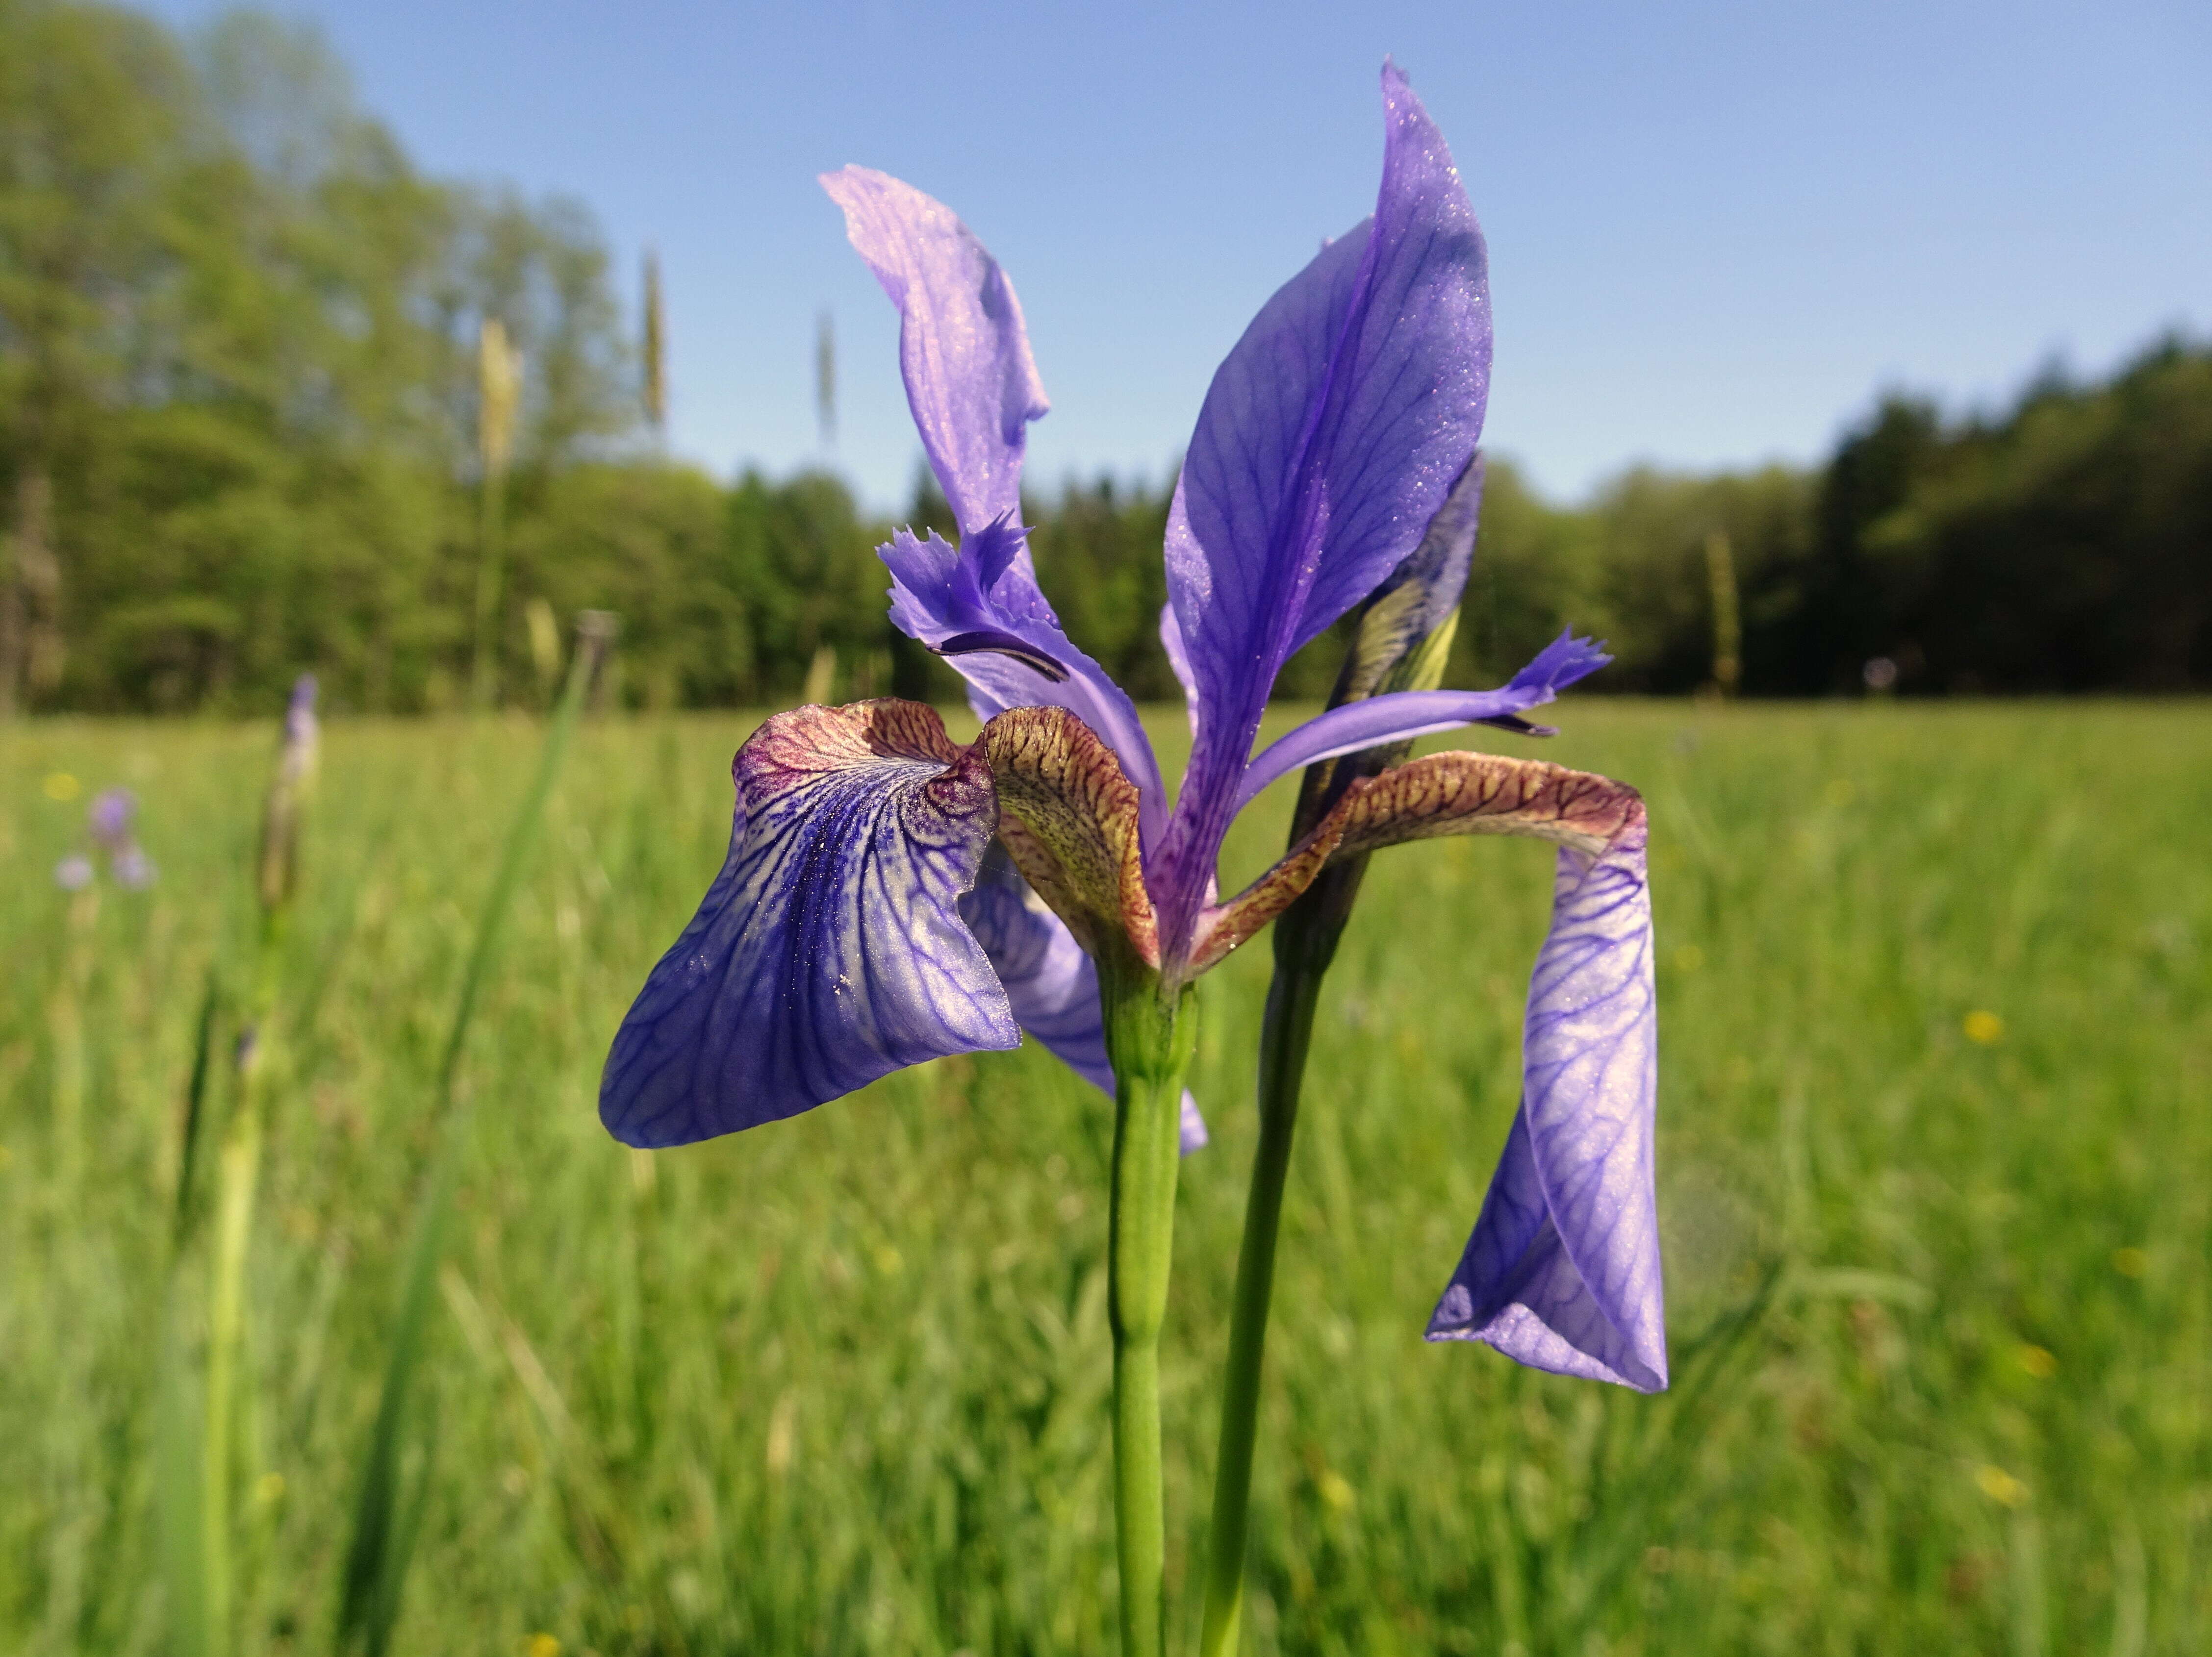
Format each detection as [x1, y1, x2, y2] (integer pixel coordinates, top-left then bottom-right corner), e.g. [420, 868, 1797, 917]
[88, 787, 136, 852]
[602, 64, 1663, 1389]
[55, 786, 159, 891]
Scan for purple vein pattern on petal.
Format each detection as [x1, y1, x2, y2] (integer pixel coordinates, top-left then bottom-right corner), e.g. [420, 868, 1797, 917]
[958, 846, 1209, 1153]
[820, 166, 1046, 532]
[601, 703, 1018, 1148]
[882, 527, 1168, 847]
[1233, 632, 1611, 810]
[1157, 63, 1490, 942]
[1426, 813, 1666, 1390]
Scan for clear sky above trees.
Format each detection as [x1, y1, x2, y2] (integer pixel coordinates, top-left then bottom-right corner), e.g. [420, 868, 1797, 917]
[132, 0, 2212, 508]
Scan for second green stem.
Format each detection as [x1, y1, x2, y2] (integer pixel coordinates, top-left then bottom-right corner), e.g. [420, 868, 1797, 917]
[1198, 865, 1362, 1657]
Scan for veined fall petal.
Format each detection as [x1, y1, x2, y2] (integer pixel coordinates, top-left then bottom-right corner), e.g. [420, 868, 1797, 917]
[1426, 805, 1663, 1390]
[600, 700, 1017, 1147]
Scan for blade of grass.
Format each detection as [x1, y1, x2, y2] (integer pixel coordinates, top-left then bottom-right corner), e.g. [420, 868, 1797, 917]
[336, 615, 613, 1657]
[172, 967, 221, 1251]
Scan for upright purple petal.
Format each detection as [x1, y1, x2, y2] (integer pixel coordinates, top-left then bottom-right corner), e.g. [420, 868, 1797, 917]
[959, 846, 1208, 1152]
[601, 702, 1018, 1147]
[1336, 455, 1486, 704]
[1156, 63, 1491, 950]
[1232, 633, 1612, 810]
[820, 166, 1047, 534]
[1160, 602, 1201, 740]
[1427, 812, 1665, 1391]
[883, 528, 1169, 846]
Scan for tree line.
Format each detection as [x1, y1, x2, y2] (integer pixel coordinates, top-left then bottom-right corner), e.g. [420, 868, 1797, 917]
[4, 0, 2207, 716]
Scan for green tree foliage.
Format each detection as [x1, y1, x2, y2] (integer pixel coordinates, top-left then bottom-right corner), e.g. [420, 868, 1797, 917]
[3, 1, 2206, 713]
[1855, 344, 2212, 691]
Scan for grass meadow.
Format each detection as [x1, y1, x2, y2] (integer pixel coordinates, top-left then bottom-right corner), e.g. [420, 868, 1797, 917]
[3, 700, 2208, 1656]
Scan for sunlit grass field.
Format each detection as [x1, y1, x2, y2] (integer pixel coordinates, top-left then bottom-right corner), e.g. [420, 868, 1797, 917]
[4, 701, 2208, 1656]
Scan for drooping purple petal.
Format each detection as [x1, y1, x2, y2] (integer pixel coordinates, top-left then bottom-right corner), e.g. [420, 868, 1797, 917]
[1156, 63, 1491, 951]
[820, 167, 1046, 533]
[1233, 632, 1612, 811]
[958, 846, 1207, 1152]
[1426, 812, 1665, 1390]
[883, 527, 1169, 848]
[601, 702, 1019, 1148]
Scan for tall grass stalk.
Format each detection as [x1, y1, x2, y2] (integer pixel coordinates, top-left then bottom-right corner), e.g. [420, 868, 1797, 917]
[337, 615, 612, 1657]
[470, 318, 522, 712]
[161, 678, 318, 1657]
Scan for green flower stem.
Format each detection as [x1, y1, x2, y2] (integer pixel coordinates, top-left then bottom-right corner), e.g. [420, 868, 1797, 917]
[1199, 861, 1367, 1657]
[1099, 948, 1199, 1657]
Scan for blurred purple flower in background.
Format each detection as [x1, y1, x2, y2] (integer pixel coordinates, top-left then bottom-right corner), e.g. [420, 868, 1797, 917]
[602, 64, 1663, 1386]
[112, 845, 157, 891]
[54, 785, 157, 891]
[89, 786, 135, 850]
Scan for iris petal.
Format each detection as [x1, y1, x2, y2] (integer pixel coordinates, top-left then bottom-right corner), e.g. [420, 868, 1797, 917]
[1426, 810, 1665, 1391]
[600, 701, 1018, 1147]
[1327, 456, 1486, 708]
[1190, 750, 1639, 973]
[1233, 632, 1611, 811]
[819, 167, 1046, 532]
[1157, 62, 1492, 944]
[959, 847, 1208, 1153]
[882, 528, 1169, 847]
[979, 704, 1159, 966]
[1159, 601, 1201, 741]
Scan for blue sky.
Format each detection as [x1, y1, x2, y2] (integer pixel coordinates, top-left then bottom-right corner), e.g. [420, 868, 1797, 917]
[146, 0, 2211, 509]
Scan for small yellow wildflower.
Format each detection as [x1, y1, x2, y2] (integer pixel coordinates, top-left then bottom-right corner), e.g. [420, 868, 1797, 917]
[43, 772, 80, 801]
[254, 1472, 286, 1505]
[1317, 1470, 1356, 1513]
[527, 1634, 561, 1657]
[1975, 1465, 2028, 1508]
[2014, 1344, 2057, 1379]
[765, 1391, 797, 1478]
[1962, 1010, 2004, 1046]
[1672, 944, 1705, 973]
[2112, 1247, 2148, 1278]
